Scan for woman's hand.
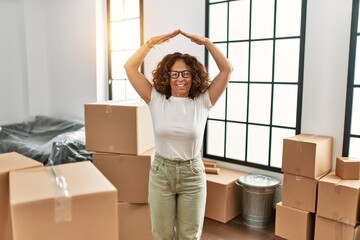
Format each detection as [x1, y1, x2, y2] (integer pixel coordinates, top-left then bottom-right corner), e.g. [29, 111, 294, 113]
[179, 29, 207, 45]
[147, 29, 180, 48]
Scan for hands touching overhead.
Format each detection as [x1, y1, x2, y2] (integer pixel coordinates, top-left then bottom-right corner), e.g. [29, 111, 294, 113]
[146, 29, 207, 48]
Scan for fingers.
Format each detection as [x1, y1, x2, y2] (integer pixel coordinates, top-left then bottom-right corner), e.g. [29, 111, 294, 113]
[152, 30, 180, 45]
[179, 30, 206, 45]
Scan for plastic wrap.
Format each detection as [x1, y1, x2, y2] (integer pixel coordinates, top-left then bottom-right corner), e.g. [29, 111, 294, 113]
[0, 115, 92, 165]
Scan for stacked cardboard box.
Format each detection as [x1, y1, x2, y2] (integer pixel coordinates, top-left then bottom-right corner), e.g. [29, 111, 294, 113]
[204, 165, 249, 223]
[2, 152, 118, 240]
[275, 134, 333, 240]
[0, 152, 43, 240]
[314, 156, 360, 239]
[9, 161, 118, 240]
[85, 99, 154, 240]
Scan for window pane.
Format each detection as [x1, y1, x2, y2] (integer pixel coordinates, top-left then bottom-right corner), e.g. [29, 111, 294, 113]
[229, 0, 250, 40]
[110, 0, 124, 21]
[271, 127, 295, 168]
[124, 0, 139, 19]
[111, 50, 135, 79]
[273, 84, 298, 127]
[209, 92, 226, 120]
[227, 83, 248, 122]
[354, 37, 360, 85]
[248, 84, 271, 124]
[228, 42, 249, 82]
[111, 80, 126, 100]
[209, 3, 228, 42]
[351, 88, 360, 135]
[349, 137, 360, 158]
[226, 122, 246, 160]
[250, 40, 273, 82]
[206, 120, 225, 157]
[251, 0, 274, 39]
[247, 125, 269, 165]
[125, 81, 140, 99]
[111, 19, 140, 51]
[274, 39, 300, 83]
[276, 0, 302, 37]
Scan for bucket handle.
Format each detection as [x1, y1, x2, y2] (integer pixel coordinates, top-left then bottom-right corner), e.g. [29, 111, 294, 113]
[235, 180, 243, 187]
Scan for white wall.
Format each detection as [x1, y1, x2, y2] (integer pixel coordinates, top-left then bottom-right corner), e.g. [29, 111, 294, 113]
[0, 0, 28, 124]
[143, 0, 206, 78]
[0, 0, 354, 180]
[0, 0, 106, 124]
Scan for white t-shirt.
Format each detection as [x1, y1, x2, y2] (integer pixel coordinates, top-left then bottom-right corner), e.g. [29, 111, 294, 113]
[148, 87, 212, 160]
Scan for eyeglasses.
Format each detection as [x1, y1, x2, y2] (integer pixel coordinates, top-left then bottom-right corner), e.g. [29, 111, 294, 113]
[168, 70, 192, 79]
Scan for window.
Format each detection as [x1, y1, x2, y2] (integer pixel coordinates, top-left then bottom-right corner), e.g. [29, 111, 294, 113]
[344, 0, 360, 158]
[204, 0, 307, 172]
[108, 0, 142, 100]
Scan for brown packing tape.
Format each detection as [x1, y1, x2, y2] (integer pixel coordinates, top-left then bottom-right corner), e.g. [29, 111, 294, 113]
[204, 162, 216, 168]
[203, 159, 217, 164]
[205, 167, 220, 175]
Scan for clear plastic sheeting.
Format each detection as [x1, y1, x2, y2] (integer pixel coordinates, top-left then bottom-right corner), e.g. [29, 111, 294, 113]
[0, 115, 92, 165]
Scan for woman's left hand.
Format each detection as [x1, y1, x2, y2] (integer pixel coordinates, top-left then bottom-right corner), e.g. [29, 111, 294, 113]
[179, 29, 207, 45]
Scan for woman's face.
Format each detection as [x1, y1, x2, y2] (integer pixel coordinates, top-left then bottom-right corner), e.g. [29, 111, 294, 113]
[169, 59, 192, 97]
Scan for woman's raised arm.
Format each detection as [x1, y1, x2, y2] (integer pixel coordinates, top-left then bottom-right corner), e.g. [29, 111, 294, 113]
[180, 30, 233, 105]
[124, 30, 180, 103]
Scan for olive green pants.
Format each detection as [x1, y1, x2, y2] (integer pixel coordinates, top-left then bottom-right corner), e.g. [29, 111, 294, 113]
[148, 154, 207, 240]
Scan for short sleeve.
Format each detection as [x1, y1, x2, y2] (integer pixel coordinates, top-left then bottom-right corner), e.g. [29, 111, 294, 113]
[196, 90, 212, 110]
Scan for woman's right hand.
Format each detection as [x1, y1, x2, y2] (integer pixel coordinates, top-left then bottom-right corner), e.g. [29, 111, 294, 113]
[147, 29, 180, 48]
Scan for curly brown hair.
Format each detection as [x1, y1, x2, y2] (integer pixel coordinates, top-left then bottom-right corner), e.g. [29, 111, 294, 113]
[152, 52, 210, 99]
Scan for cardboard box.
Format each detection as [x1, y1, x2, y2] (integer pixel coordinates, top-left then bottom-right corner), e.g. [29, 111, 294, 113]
[117, 202, 152, 240]
[93, 148, 154, 203]
[282, 134, 332, 179]
[10, 161, 118, 240]
[317, 172, 360, 226]
[282, 173, 319, 213]
[205, 167, 248, 223]
[84, 99, 154, 155]
[275, 202, 315, 240]
[336, 156, 360, 180]
[0, 152, 43, 240]
[314, 215, 360, 240]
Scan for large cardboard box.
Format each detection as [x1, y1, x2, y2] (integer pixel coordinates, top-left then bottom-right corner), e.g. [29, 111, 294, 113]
[0, 152, 43, 240]
[317, 172, 360, 226]
[282, 173, 319, 213]
[314, 215, 360, 240]
[117, 202, 152, 240]
[336, 156, 360, 180]
[93, 148, 154, 203]
[282, 134, 332, 179]
[10, 161, 118, 240]
[275, 202, 315, 240]
[205, 167, 248, 223]
[84, 99, 154, 155]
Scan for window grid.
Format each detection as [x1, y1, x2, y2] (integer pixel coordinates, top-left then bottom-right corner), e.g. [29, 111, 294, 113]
[204, 0, 306, 172]
[344, 0, 360, 158]
[107, 0, 143, 100]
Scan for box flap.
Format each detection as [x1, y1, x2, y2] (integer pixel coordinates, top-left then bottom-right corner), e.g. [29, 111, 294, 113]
[85, 99, 146, 107]
[0, 152, 42, 173]
[10, 161, 116, 205]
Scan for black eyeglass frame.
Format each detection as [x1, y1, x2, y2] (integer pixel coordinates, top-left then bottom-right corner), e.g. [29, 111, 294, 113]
[168, 70, 192, 79]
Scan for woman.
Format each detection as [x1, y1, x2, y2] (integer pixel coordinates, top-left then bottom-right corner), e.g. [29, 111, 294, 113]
[124, 29, 232, 240]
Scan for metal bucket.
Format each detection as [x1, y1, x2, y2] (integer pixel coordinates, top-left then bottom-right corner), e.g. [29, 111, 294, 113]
[236, 174, 280, 228]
